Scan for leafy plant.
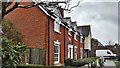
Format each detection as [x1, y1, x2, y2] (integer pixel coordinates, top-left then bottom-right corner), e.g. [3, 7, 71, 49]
[2, 37, 26, 68]
[65, 58, 73, 66]
[65, 57, 97, 67]
[1, 19, 26, 68]
[17, 65, 77, 68]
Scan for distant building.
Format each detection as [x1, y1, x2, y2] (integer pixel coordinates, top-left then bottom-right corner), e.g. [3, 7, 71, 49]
[91, 38, 104, 57]
[77, 25, 92, 58]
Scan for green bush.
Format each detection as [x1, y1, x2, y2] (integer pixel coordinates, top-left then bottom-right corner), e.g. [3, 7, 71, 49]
[117, 56, 120, 61]
[17, 65, 77, 68]
[115, 61, 120, 68]
[70, 61, 87, 67]
[98, 58, 103, 66]
[2, 37, 26, 68]
[77, 57, 97, 64]
[65, 58, 97, 67]
[91, 62, 97, 68]
[65, 58, 73, 66]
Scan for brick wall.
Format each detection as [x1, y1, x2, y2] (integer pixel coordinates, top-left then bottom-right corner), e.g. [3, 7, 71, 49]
[5, 2, 84, 65]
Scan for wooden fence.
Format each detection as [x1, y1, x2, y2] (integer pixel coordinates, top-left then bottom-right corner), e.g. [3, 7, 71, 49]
[21, 48, 46, 65]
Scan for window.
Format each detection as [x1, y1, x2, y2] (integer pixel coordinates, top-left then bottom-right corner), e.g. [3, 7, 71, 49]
[74, 34, 77, 40]
[68, 28, 72, 36]
[68, 44, 73, 59]
[80, 36, 83, 43]
[54, 41, 60, 64]
[68, 30, 71, 36]
[107, 51, 111, 54]
[54, 19, 60, 33]
[74, 46, 77, 60]
[80, 48, 83, 59]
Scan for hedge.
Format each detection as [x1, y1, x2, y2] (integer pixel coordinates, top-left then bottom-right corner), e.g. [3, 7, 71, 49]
[17, 65, 77, 68]
[65, 57, 97, 67]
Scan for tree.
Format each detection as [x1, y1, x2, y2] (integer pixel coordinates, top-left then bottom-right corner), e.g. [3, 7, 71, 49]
[106, 40, 115, 46]
[1, 19, 26, 68]
[2, 19, 21, 42]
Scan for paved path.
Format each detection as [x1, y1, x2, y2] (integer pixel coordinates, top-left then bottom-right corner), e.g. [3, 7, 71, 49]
[102, 60, 116, 68]
[79, 60, 116, 68]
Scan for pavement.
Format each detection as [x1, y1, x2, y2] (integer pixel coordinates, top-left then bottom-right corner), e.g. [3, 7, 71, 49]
[101, 60, 116, 68]
[79, 60, 116, 68]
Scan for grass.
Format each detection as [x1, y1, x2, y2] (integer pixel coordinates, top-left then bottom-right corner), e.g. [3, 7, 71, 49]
[115, 61, 120, 68]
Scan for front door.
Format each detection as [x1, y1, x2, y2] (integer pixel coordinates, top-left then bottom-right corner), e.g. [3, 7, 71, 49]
[68, 44, 73, 59]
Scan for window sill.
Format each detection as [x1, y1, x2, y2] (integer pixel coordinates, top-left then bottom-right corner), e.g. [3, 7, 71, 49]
[54, 62, 60, 64]
[74, 39, 78, 41]
[54, 29, 61, 34]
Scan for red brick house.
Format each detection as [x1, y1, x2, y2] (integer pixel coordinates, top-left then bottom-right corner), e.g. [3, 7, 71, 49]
[5, 1, 84, 65]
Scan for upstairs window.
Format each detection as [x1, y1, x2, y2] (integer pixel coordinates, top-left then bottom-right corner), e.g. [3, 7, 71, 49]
[68, 28, 72, 36]
[74, 34, 77, 40]
[54, 18, 60, 33]
[74, 25, 77, 31]
[68, 30, 71, 36]
[80, 36, 83, 43]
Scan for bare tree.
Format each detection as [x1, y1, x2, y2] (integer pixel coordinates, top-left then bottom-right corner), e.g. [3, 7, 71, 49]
[63, 0, 83, 11]
[1, 0, 82, 19]
[107, 40, 115, 46]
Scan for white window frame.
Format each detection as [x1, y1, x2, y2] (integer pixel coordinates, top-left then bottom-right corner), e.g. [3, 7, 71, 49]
[80, 48, 83, 59]
[74, 34, 77, 40]
[80, 36, 83, 43]
[68, 44, 73, 59]
[74, 46, 77, 60]
[54, 18, 61, 34]
[54, 40, 60, 64]
[68, 28, 72, 36]
[68, 30, 71, 36]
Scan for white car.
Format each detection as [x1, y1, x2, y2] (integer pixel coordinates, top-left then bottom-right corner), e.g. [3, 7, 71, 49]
[96, 50, 116, 58]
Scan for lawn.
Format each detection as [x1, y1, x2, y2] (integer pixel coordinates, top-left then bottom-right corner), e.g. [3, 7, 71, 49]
[115, 61, 120, 68]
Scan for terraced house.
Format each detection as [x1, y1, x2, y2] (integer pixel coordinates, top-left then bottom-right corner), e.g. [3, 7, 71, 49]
[5, 0, 84, 65]
[77, 25, 92, 58]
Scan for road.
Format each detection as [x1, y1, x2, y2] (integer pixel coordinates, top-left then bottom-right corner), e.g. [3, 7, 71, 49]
[101, 60, 116, 68]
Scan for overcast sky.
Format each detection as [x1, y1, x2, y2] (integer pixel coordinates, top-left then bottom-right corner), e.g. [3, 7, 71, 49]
[1, 0, 119, 45]
[64, 0, 119, 45]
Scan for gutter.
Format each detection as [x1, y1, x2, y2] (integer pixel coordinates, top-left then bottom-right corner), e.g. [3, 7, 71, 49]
[64, 26, 66, 64]
[48, 16, 50, 65]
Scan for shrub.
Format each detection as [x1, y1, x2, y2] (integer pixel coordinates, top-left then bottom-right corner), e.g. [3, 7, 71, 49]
[65, 58, 73, 66]
[2, 19, 26, 68]
[2, 37, 26, 68]
[70, 61, 87, 67]
[65, 58, 97, 67]
[91, 62, 97, 68]
[17, 65, 77, 68]
[117, 56, 120, 61]
[115, 61, 120, 68]
[65, 58, 93, 67]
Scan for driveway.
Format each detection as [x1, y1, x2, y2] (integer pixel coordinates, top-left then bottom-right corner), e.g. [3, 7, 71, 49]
[102, 60, 116, 68]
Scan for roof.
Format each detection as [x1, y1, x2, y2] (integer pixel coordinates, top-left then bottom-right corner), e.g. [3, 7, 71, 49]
[33, 0, 64, 19]
[33, 0, 73, 28]
[77, 25, 91, 36]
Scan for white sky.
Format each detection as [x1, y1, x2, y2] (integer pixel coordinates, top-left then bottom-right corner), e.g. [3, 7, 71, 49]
[64, 0, 119, 45]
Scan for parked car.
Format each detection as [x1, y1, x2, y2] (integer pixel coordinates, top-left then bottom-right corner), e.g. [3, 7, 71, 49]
[96, 50, 116, 59]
